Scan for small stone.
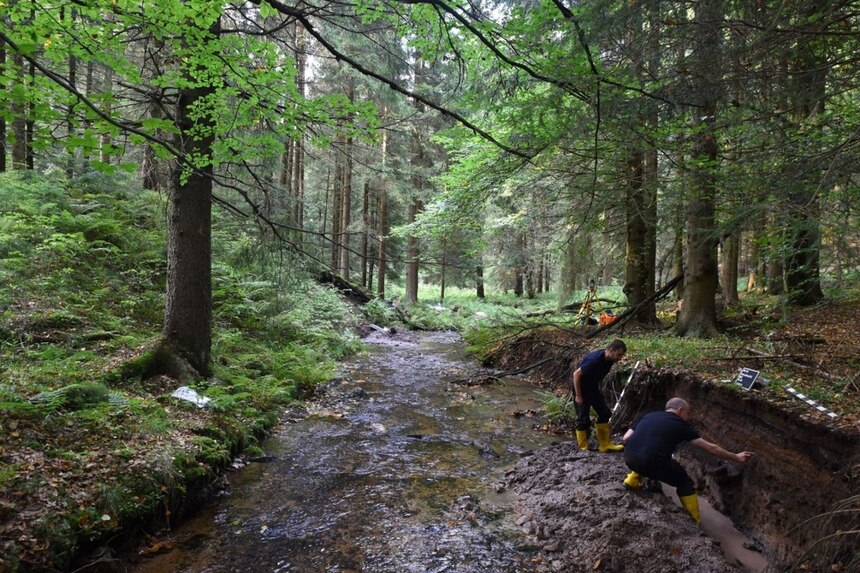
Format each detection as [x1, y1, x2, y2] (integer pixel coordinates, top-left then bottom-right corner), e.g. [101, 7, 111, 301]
[542, 526, 554, 538]
[542, 539, 560, 552]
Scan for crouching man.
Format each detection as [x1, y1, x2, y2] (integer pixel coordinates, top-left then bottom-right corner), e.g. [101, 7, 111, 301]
[621, 397, 754, 523]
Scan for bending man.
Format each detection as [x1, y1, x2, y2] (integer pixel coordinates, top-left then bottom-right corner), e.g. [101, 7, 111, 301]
[572, 339, 627, 453]
[621, 397, 754, 523]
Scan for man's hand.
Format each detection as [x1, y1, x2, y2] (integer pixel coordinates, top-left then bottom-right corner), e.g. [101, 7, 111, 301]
[735, 451, 755, 463]
[574, 394, 583, 405]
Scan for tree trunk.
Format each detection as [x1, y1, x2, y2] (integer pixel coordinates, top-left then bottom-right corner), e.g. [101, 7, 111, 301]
[162, 19, 220, 376]
[513, 231, 525, 297]
[765, 209, 785, 295]
[536, 258, 544, 295]
[623, 2, 658, 323]
[321, 166, 330, 262]
[671, 200, 685, 302]
[376, 127, 388, 298]
[558, 231, 578, 308]
[526, 266, 535, 299]
[141, 98, 163, 190]
[641, 2, 660, 313]
[338, 140, 352, 279]
[367, 182, 376, 292]
[337, 81, 355, 279]
[623, 147, 657, 323]
[82, 61, 94, 162]
[11, 53, 27, 169]
[746, 236, 761, 292]
[99, 67, 113, 164]
[784, 3, 826, 306]
[292, 23, 307, 249]
[330, 138, 343, 271]
[66, 38, 77, 178]
[439, 237, 446, 303]
[676, 1, 721, 338]
[720, 233, 740, 304]
[766, 254, 784, 295]
[0, 44, 6, 173]
[376, 187, 387, 299]
[405, 199, 421, 304]
[476, 264, 485, 299]
[24, 51, 34, 169]
[279, 139, 293, 189]
[361, 180, 370, 288]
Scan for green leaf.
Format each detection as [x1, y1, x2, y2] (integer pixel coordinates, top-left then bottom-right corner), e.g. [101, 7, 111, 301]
[258, 0, 274, 19]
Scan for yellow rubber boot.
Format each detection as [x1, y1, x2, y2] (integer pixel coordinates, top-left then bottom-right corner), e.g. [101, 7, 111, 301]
[623, 471, 643, 490]
[679, 493, 701, 524]
[576, 429, 590, 450]
[595, 423, 624, 452]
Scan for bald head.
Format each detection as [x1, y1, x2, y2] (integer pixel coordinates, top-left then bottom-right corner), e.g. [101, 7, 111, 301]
[665, 397, 688, 411]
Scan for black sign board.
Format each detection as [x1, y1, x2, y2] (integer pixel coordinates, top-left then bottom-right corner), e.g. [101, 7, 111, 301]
[736, 368, 760, 391]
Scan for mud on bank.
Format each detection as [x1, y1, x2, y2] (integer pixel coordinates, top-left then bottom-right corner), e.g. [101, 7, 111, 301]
[487, 330, 859, 572]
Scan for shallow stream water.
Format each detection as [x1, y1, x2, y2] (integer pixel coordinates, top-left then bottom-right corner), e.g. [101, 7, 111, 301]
[129, 330, 764, 573]
[131, 331, 556, 572]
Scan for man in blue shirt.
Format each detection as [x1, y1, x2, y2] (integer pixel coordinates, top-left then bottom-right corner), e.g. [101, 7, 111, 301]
[621, 397, 754, 523]
[572, 339, 627, 453]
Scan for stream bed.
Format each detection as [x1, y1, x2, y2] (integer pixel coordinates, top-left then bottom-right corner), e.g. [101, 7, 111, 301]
[131, 331, 557, 572]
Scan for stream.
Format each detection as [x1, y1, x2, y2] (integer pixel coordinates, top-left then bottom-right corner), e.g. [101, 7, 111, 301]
[131, 331, 556, 572]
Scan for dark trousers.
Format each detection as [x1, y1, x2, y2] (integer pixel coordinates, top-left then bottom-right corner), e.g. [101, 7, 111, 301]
[624, 453, 696, 497]
[575, 389, 612, 431]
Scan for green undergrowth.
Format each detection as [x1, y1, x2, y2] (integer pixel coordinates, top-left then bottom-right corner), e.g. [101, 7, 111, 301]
[384, 283, 609, 335]
[0, 170, 364, 572]
[537, 390, 576, 428]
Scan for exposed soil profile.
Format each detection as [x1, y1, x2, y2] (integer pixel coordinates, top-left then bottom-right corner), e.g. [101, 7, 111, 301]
[613, 367, 858, 570]
[486, 332, 859, 572]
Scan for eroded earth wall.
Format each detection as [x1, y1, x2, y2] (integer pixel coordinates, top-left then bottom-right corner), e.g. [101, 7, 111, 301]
[612, 368, 859, 567]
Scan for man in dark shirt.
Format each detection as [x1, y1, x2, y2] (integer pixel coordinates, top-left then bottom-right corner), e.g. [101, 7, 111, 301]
[621, 397, 755, 523]
[572, 339, 627, 453]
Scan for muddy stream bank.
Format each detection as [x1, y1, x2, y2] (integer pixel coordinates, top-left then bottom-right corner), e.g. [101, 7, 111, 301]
[122, 331, 833, 573]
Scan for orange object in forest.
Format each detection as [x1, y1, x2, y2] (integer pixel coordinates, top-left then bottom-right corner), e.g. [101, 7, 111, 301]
[599, 312, 617, 326]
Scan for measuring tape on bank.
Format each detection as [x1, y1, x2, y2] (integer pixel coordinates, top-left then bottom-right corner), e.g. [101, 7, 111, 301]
[783, 385, 838, 418]
[612, 360, 641, 414]
[734, 367, 838, 418]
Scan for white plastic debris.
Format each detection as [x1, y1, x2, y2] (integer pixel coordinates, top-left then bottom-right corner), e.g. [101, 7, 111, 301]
[171, 386, 211, 408]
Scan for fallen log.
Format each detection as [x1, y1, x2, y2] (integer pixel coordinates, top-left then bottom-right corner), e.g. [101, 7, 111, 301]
[318, 270, 372, 304]
[744, 347, 840, 380]
[525, 298, 622, 318]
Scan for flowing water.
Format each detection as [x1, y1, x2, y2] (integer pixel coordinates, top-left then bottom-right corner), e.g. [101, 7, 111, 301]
[131, 331, 556, 573]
